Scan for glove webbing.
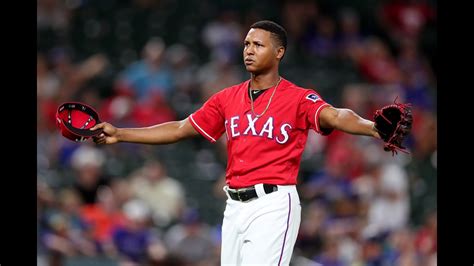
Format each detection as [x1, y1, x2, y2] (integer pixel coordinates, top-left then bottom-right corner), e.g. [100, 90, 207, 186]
[381, 96, 412, 156]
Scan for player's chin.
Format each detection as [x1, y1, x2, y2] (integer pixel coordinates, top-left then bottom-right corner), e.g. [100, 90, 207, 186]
[245, 64, 258, 72]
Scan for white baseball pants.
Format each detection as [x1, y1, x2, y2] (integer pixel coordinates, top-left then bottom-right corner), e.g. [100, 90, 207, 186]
[221, 184, 301, 266]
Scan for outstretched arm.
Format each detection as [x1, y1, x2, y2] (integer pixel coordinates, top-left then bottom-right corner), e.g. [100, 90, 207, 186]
[90, 117, 200, 145]
[319, 106, 381, 139]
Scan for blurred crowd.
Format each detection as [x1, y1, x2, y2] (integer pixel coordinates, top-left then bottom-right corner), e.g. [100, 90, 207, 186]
[37, 0, 437, 265]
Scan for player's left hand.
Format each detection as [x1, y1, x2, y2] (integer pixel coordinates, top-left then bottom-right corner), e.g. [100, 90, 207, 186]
[372, 127, 382, 139]
[373, 98, 413, 155]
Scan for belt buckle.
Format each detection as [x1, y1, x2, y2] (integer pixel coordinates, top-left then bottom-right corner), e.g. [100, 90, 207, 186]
[236, 190, 242, 201]
[236, 188, 249, 202]
[231, 187, 250, 202]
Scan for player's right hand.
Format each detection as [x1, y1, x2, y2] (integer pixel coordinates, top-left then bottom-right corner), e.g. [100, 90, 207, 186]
[90, 122, 119, 145]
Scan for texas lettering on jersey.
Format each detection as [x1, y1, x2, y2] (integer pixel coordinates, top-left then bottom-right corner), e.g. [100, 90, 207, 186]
[225, 114, 292, 144]
[189, 78, 332, 188]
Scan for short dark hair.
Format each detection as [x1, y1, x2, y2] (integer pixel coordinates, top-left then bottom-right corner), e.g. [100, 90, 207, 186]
[250, 20, 287, 50]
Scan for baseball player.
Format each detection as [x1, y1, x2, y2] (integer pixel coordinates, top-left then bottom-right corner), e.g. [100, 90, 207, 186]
[91, 20, 381, 265]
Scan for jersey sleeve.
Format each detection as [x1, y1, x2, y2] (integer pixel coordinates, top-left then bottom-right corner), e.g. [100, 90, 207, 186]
[189, 92, 226, 143]
[297, 90, 334, 135]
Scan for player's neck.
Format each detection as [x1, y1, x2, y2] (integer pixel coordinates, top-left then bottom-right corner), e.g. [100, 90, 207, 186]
[250, 72, 280, 90]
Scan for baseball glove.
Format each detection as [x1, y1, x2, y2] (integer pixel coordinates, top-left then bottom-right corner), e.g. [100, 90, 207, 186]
[373, 97, 413, 155]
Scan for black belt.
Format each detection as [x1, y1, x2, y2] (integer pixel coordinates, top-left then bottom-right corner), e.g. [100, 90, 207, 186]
[227, 184, 278, 202]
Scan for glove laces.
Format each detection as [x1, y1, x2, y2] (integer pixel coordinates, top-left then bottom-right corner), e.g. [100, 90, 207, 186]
[381, 96, 412, 156]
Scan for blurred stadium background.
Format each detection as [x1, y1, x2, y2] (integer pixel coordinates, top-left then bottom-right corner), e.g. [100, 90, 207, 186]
[37, 0, 437, 265]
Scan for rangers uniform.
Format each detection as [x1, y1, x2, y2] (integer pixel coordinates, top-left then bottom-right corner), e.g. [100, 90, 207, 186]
[189, 77, 332, 265]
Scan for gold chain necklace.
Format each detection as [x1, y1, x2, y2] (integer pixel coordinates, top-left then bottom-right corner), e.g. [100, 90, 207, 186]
[249, 77, 282, 118]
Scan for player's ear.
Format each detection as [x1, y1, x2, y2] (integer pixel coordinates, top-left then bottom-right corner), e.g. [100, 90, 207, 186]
[276, 46, 285, 61]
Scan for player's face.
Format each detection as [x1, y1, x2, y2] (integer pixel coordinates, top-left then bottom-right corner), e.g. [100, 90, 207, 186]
[243, 28, 282, 74]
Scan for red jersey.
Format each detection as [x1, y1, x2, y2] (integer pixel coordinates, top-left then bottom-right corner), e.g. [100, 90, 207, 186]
[189, 78, 332, 188]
